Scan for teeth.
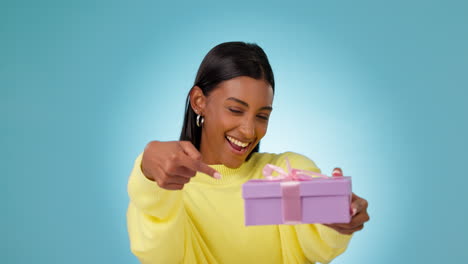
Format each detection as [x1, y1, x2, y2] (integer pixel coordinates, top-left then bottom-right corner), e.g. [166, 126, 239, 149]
[227, 136, 249, 148]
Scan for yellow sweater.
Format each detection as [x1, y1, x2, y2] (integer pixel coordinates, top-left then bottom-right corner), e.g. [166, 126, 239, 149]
[127, 151, 352, 264]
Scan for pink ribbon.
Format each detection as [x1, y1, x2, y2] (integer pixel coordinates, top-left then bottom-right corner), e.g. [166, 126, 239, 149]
[262, 158, 330, 224]
[262, 157, 329, 181]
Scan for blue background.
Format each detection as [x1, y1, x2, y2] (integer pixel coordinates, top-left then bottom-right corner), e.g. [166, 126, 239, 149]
[3, 0, 467, 263]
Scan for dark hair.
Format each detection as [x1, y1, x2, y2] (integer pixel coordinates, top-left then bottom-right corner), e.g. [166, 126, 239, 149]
[179, 41, 275, 159]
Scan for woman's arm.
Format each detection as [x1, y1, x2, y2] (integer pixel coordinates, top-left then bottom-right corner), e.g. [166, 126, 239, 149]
[294, 224, 352, 263]
[127, 154, 186, 263]
[127, 141, 220, 263]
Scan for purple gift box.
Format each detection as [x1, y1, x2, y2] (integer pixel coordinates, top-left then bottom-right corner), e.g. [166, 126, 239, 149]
[242, 176, 352, 226]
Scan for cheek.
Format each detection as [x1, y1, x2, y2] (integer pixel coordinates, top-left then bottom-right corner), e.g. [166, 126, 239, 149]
[219, 116, 241, 135]
[256, 122, 269, 139]
[206, 110, 231, 135]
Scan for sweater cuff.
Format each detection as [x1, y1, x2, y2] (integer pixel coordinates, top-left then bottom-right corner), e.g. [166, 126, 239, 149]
[316, 224, 353, 249]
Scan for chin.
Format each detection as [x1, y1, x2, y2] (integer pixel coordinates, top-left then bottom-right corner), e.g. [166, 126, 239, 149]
[222, 156, 246, 169]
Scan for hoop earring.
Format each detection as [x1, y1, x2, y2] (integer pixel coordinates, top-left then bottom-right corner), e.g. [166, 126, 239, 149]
[196, 114, 204, 127]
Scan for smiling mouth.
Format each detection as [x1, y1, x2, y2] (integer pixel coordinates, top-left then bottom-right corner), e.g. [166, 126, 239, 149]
[225, 135, 252, 153]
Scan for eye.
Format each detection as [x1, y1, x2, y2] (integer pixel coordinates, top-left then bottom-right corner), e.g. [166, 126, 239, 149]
[228, 108, 243, 114]
[257, 115, 269, 121]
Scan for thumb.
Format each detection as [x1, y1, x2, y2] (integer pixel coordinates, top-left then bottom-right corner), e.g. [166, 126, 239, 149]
[332, 167, 343, 177]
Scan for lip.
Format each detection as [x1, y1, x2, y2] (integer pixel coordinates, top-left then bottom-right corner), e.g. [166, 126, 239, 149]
[225, 136, 252, 155]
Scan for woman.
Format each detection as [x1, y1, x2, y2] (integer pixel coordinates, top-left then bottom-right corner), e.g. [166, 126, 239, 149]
[127, 41, 369, 263]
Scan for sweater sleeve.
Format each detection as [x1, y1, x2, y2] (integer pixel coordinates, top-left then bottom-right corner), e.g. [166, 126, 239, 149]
[126, 154, 185, 264]
[285, 152, 353, 263]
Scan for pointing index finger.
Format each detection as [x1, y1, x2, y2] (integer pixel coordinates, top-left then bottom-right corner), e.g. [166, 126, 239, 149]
[178, 141, 222, 179]
[195, 160, 222, 179]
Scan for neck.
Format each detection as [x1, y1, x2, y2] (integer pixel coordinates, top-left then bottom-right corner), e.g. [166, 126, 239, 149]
[199, 135, 218, 165]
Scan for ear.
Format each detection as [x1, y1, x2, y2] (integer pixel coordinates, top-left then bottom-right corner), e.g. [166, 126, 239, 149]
[189, 86, 206, 115]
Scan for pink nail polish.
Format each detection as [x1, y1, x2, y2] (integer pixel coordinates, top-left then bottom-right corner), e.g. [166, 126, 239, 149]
[332, 168, 343, 177]
[214, 172, 222, 179]
[352, 208, 357, 216]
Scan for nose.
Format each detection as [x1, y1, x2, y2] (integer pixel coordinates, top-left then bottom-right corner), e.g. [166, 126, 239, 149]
[239, 117, 255, 140]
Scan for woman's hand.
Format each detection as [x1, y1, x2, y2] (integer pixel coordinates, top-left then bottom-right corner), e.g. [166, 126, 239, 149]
[141, 140, 221, 190]
[324, 168, 370, 235]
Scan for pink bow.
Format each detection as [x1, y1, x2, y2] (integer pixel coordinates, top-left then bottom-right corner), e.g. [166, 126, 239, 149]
[262, 157, 329, 181]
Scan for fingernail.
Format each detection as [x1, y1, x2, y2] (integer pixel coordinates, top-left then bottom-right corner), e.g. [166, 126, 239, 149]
[352, 208, 357, 216]
[214, 172, 222, 179]
[332, 168, 343, 177]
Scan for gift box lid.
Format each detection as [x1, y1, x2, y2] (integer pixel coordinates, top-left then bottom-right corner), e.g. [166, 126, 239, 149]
[242, 177, 352, 199]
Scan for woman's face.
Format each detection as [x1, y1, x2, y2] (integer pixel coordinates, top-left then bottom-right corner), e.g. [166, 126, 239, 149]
[196, 76, 274, 168]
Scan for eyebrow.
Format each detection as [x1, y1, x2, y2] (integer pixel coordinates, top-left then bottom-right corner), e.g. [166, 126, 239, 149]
[226, 97, 273, 111]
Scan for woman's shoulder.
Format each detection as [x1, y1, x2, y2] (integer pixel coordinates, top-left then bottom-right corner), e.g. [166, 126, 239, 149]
[250, 151, 321, 172]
